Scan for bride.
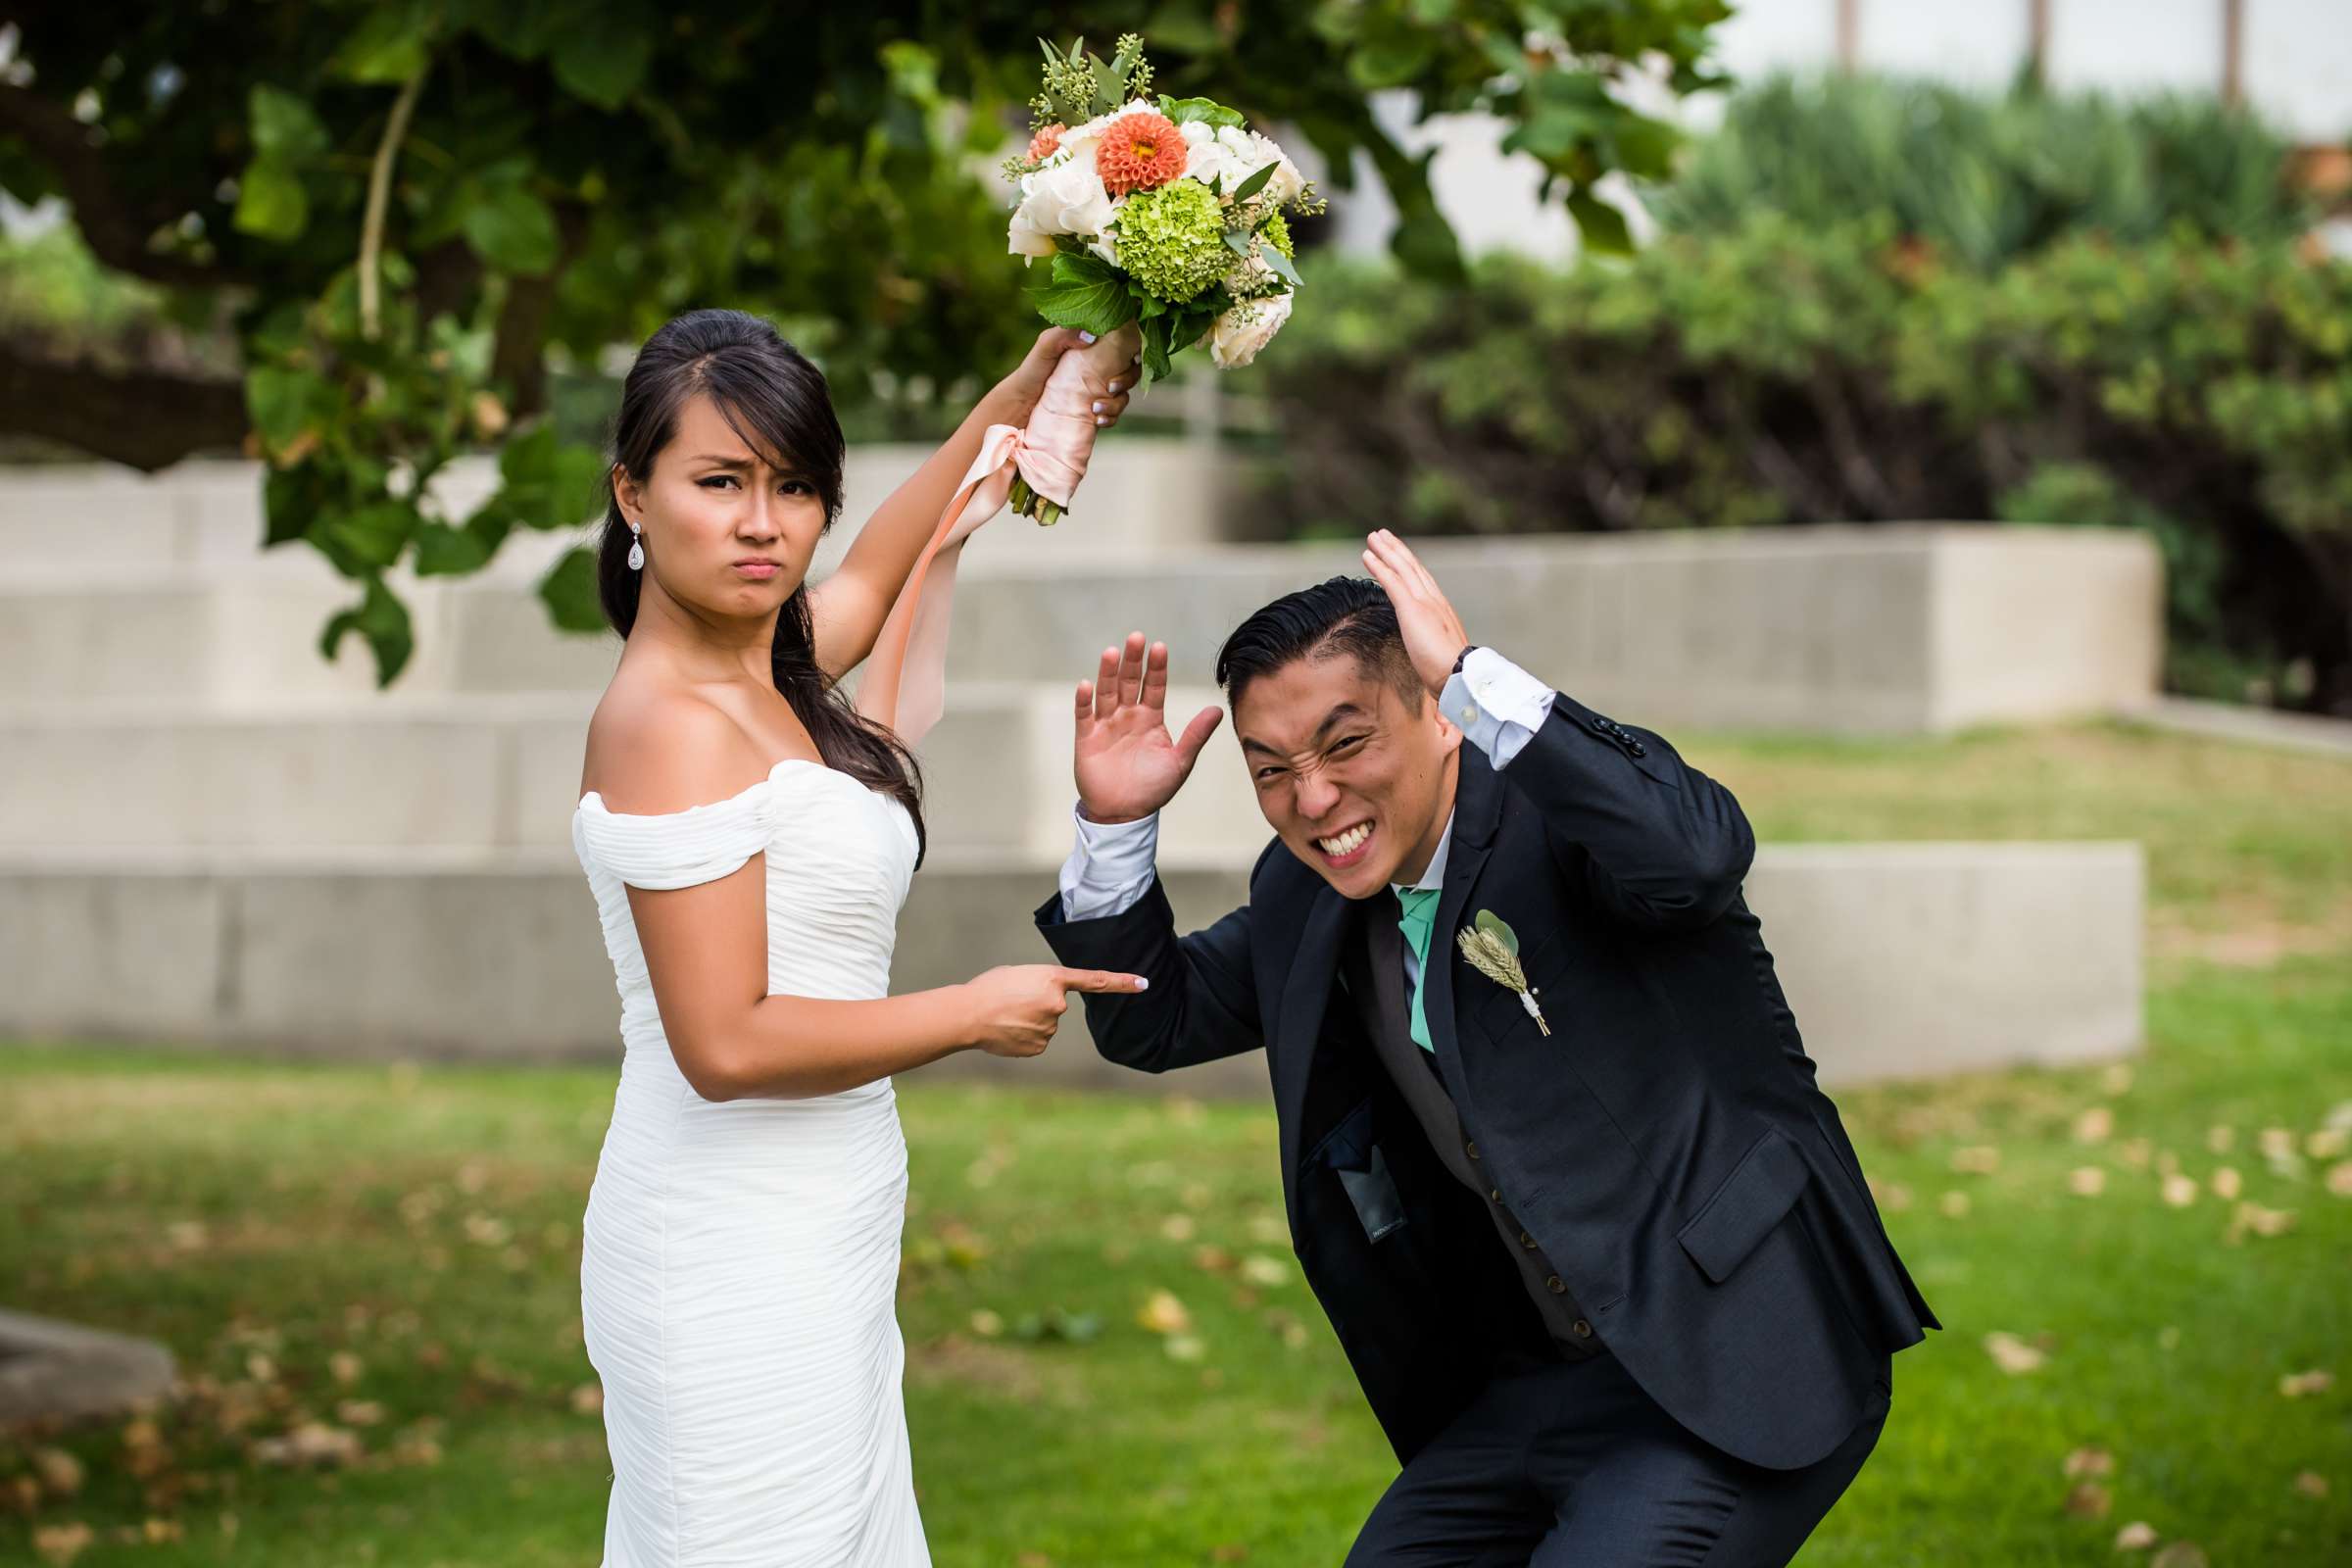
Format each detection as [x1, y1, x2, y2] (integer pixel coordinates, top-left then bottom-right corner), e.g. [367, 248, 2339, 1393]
[569, 307, 1144, 1566]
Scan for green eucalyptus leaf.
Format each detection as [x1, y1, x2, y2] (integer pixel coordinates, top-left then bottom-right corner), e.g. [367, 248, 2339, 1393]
[1230, 162, 1276, 203]
[1474, 909, 1520, 956]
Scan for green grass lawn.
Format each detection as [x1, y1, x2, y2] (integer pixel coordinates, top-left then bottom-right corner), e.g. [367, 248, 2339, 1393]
[3, 721, 2348, 1566]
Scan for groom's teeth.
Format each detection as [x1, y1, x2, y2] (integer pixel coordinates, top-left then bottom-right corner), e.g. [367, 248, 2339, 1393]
[1318, 824, 1371, 857]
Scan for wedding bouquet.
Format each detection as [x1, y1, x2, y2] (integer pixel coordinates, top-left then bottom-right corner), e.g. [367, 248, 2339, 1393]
[996, 32, 1322, 522]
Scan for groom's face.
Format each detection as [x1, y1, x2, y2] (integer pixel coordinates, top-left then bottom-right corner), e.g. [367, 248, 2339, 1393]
[1232, 652, 1461, 901]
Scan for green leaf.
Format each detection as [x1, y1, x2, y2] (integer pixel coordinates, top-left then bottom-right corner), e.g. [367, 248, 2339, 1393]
[461, 181, 561, 273]
[1474, 910, 1520, 956]
[1155, 95, 1244, 129]
[1223, 229, 1254, 256]
[414, 520, 495, 575]
[332, 7, 434, 83]
[1027, 251, 1133, 337]
[1230, 162, 1276, 204]
[249, 84, 329, 159]
[233, 157, 309, 241]
[1567, 190, 1636, 257]
[498, 423, 609, 526]
[244, 365, 318, 448]
[1260, 244, 1303, 288]
[552, 14, 653, 109]
[537, 545, 607, 633]
[318, 577, 416, 687]
[322, 502, 418, 569]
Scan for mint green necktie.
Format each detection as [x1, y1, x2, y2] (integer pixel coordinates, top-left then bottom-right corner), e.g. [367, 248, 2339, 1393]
[1396, 886, 1440, 1053]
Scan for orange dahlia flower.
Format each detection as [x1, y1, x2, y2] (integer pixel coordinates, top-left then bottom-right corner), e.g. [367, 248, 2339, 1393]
[1027, 122, 1065, 162]
[1095, 109, 1187, 195]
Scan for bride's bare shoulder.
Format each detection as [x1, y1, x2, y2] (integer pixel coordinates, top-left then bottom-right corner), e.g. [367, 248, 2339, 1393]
[580, 679, 764, 815]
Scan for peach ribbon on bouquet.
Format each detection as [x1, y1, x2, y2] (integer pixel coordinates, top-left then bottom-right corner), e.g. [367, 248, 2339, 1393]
[856, 334, 1127, 747]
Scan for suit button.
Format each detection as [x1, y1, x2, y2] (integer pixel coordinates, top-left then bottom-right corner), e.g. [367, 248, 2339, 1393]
[1464, 1140, 1480, 1160]
[1545, 1275, 1567, 1295]
[1572, 1318, 1592, 1337]
[1627, 742, 1647, 757]
[1489, 1188, 1503, 1203]
[1518, 1230, 1538, 1250]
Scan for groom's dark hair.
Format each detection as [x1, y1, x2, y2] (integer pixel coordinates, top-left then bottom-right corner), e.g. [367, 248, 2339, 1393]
[1215, 575, 1425, 713]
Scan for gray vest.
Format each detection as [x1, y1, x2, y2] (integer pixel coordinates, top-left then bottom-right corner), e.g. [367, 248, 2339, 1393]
[1346, 898, 1604, 1359]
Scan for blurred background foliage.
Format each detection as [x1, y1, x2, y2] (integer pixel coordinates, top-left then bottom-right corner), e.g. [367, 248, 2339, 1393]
[1255, 74, 2352, 713]
[0, 0, 1726, 682]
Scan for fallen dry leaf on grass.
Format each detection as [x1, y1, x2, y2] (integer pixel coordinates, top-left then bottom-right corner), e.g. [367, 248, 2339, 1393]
[29, 1447, 83, 1497]
[2160, 1174, 2198, 1207]
[1984, 1332, 2046, 1375]
[1158, 1214, 1197, 1243]
[32, 1522, 94, 1565]
[2293, 1470, 2328, 1497]
[2225, 1201, 2294, 1243]
[2327, 1161, 2352, 1198]
[969, 1310, 1004, 1339]
[1939, 1191, 1972, 1218]
[569, 1382, 604, 1416]
[2205, 1125, 2233, 1153]
[2209, 1166, 2242, 1200]
[2074, 1107, 2115, 1144]
[1239, 1255, 1290, 1288]
[2065, 1481, 2112, 1518]
[2070, 1167, 2107, 1197]
[329, 1350, 365, 1385]
[2278, 1369, 2334, 1398]
[334, 1399, 385, 1427]
[2114, 1521, 2159, 1550]
[2147, 1544, 2207, 1568]
[250, 1421, 362, 1469]
[1164, 1334, 1206, 1362]
[2064, 1447, 2114, 1477]
[1951, 1145, 2001, 1174]
[1137, 1290, 1192, 1336]
[2308, 1128, 2348, 1160]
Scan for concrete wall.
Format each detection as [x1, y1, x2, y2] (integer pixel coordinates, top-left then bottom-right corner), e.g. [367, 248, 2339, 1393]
[0, 843, 2143, 1095]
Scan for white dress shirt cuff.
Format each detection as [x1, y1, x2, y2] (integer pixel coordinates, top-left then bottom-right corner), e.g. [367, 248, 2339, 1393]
[1440, 647, 1557, 769]
[1057, 804, 1162, 922]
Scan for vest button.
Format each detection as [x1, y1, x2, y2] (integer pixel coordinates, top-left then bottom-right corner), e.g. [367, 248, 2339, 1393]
[1489, 1188, 1503, 1203]
[1518, 1230, 1537, 1250]
[1545, 1275, 1567, 1294]
[1464, 1140, 1480, 1160]
[1572, 1318, 1592, 1337]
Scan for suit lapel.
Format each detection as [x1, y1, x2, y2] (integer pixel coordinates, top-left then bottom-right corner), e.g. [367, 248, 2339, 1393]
[1426, 747, 1506, 1083]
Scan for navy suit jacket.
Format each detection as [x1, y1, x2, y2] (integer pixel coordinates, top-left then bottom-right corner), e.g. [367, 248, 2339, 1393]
[1037, 690, 1938, 1471]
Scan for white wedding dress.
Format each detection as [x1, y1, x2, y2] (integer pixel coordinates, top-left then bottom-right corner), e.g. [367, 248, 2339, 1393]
[570, 757, 930, 1567]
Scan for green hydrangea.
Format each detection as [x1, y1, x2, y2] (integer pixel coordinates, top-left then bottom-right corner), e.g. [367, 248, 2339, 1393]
[1114, 179, 1229, 304]
[1261, 211, 1294, 259]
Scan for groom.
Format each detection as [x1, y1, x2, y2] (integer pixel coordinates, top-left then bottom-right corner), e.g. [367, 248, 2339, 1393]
[1034, 531, 1938, 1564]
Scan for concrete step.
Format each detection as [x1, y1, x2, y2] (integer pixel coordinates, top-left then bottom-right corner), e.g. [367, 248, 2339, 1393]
[0, 684, 1266, 857]
[0, 842, 2143, 1096]
[4, 523, 2161, 732]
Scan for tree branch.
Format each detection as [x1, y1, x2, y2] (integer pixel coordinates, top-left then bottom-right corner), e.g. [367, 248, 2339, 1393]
[0, 84, 224, 290]
[0, 341, 247, 470]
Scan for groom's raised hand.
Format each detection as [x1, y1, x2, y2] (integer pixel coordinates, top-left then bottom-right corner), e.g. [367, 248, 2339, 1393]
[1361, 528, 1473, 699]
[1074, 631, 1224, 825]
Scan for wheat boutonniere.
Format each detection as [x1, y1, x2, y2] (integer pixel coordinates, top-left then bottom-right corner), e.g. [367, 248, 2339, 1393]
[1455, 909, 1550, 1036]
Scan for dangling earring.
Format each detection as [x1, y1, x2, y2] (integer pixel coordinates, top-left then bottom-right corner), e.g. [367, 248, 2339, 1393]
[627, 524, 645, 571]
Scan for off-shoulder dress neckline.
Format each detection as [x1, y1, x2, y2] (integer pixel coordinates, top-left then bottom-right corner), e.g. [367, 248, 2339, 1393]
[575, 754, 841, 819]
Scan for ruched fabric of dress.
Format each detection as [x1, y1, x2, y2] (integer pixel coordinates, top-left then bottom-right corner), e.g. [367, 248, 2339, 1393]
[570, 758, 929, 1567]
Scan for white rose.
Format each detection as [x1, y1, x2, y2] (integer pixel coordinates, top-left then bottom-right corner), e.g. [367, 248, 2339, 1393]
[1206, 291, 1294, 369]
[1177, 120, 1244, 191]
[1215, 124, 1305, 205]
[1006, 158, 1115, 257]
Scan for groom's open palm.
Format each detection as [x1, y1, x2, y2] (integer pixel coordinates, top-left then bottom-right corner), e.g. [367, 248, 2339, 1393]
[1074, 632, 1224, 824]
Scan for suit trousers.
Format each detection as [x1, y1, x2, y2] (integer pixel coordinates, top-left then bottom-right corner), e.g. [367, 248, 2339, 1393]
[1343, 1348, 1891, 1568]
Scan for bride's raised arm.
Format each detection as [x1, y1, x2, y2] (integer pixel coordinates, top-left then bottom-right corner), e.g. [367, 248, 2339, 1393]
[807, 326, 1141, 683]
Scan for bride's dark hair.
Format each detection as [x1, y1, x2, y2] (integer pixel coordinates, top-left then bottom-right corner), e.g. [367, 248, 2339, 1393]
[595, 307, 924, 861]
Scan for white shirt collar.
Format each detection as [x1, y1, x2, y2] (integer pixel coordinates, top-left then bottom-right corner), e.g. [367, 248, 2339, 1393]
[1394, 808, 1455, 896]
